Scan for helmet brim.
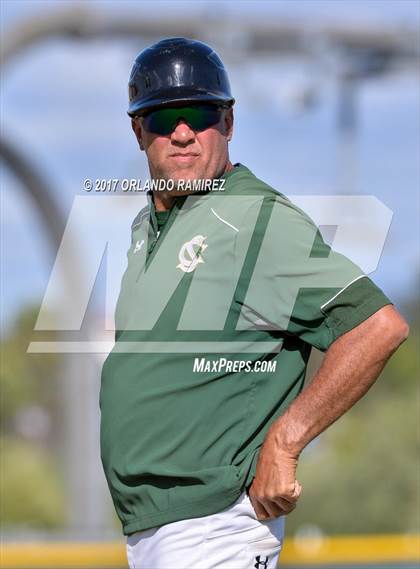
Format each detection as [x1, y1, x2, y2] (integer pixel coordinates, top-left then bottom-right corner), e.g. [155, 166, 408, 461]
[127, 87, 234, 118]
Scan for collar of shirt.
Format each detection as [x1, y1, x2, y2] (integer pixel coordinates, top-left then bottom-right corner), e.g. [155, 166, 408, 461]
[145, 162, 246, 231]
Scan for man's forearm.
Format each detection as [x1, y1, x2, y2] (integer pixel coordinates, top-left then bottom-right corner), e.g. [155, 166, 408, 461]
[268, 305, 409, 457]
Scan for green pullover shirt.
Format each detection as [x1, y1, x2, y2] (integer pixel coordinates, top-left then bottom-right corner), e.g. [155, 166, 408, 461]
[100, 164, 392, 535]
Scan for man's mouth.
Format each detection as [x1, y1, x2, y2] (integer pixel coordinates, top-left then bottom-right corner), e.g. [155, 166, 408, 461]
[169, 153, 200, 163]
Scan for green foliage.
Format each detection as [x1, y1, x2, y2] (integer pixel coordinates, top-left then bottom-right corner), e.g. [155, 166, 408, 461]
[1, 308, 60, 426]
[0, 436, 65, 529]
[0, 306, 66, 529]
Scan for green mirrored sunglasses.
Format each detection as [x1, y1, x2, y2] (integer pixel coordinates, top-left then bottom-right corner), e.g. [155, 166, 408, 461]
[138, 104, 226, 135]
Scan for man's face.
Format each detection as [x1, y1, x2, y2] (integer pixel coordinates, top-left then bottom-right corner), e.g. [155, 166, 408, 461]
[132, 105, 234, 189]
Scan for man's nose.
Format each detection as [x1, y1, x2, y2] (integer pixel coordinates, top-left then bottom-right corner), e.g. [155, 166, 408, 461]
[171, 120, 196, 144]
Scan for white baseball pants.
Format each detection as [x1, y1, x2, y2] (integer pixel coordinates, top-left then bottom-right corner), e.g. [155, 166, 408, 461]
[126, 491, 284, 568]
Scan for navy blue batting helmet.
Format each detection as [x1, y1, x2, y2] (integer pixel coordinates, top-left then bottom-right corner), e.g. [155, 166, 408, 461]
[127, 37, 235, 117]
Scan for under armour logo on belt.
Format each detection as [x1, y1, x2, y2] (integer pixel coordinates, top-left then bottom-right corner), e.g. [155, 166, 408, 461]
[254, 555, 269, 569]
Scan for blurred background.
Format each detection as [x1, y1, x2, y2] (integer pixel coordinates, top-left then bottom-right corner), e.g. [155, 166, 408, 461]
[1, 1, 419, 567]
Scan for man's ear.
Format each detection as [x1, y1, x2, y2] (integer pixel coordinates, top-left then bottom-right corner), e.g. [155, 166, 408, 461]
[224, 108, 234, 142]
[131, 118, 145, 151]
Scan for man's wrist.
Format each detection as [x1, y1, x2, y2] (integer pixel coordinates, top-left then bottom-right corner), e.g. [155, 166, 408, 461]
[266, 419, 304, 458]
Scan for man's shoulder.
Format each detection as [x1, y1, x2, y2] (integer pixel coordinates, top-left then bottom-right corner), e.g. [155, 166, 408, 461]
[131, 204, 150, 231]
[224, 165, 314, 229]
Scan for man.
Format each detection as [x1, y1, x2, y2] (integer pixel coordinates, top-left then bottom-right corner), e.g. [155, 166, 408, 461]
[100, 38, 409, 569]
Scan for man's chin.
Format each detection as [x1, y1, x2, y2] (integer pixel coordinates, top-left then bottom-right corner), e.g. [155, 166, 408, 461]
[171, 167, 201, 179]
[156, 166, 215, 189]
[170, 171, 206, 188]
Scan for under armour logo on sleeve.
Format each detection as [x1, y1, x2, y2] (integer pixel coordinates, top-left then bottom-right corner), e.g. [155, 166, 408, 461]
[134, 240, 145, 254]
[254, 555, 269, 569]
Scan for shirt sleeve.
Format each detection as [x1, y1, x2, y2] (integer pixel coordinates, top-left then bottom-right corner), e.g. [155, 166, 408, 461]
[233, 195, 393, 352]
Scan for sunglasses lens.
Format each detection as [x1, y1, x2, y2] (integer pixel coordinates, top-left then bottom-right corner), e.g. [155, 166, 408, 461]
[142, 105, 222, 135]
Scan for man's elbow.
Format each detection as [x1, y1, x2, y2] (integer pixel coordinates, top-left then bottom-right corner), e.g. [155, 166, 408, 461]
[395, 318, 410, 344]
[391, 319, 410, 348]
[377, 306, 410, 350]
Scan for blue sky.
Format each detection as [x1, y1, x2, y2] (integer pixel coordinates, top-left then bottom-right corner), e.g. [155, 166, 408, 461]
[1, 0, 419, 331]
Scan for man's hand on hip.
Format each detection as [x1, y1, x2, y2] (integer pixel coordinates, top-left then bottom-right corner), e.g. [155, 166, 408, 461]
[247, 433, 302, 520]
[248, 306, 408, 522]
